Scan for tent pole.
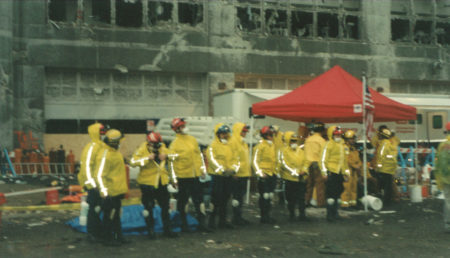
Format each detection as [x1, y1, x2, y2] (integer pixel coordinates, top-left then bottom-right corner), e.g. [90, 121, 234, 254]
[362, 74, 368, 212]
[246, 115, 255, 205]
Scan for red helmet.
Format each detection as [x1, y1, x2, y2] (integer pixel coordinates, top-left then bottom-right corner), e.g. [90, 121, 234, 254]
[446, 122, 450, 131]
[242, 125, 250, 133]
[333, 126, 343, 136]
[99, 124, 108, 135]
[171, 118, 186, 131]
[147, 132, 162, 143]
[260, 126, 274, 137]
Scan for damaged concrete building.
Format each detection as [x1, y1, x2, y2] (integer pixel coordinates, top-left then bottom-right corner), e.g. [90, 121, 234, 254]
[0, 0, 449, 151]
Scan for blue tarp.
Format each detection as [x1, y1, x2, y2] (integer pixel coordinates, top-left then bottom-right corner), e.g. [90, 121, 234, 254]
[66, 204, 198, 235]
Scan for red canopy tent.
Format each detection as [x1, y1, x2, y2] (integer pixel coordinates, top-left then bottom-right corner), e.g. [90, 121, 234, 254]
[252, 65, 416, 123]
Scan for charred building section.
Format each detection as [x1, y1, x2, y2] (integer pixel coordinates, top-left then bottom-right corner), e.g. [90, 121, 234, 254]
[0, 0, 449, 149]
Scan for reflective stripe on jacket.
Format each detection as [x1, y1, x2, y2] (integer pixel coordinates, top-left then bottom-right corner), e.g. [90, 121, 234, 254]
[78, 123, 105, 189]
[131, 142, 170, 188]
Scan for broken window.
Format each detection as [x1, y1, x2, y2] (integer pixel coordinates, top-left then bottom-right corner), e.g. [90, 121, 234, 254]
[343, 15, 359, 39]
[91, 0, 111, 24]
[318, 13, 338, 38]
[116, 0, 143, 28]
[413, 20, 432, 44]
[148, 1, 173, 25]
[291, 11, 313, 38]
[48, 0, 77, 22]
[391, 19, 410, 42]
[178, 2, 203, 26]
[436, 22, 450, 45]
[265, 9, 287, 36]
[237, 7, 261, 33]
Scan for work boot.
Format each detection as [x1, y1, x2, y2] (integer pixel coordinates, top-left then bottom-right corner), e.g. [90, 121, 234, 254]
[114, 233, 131, 244]
[163, 226, 178, 238]
[326, 205, 335, 222]
[289, 210, 296, 223]
[147, 229, 156, 240]
[297, 214, 309, 222]
[218, 218, 234, 229]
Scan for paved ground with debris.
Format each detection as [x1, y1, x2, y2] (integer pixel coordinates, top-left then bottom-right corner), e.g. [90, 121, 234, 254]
[1, 178, 450, 258]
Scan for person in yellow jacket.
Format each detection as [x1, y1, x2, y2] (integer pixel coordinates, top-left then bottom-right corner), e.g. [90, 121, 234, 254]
[130, 132, 177, 239]
[206, 124, 239, 229]
[253, 126, 277, 224]
[435, 122, 450, 232]
[279, 131, 309, 222]
[77, 122, 107, 242]
[95, 129, 129, 246]
[375, 128, 398, 207]
[229, 122, 251, 226]
[341, 130, 362, 209]
[320, 126, 350, 222]
[168, 118, 208, 232]
[304, 122, 327, 207]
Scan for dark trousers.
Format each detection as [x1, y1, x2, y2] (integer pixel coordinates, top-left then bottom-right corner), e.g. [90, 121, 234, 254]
[231, 177, 248, 221]
[140, 183, 170, 233]
[211, 175, 233, 224]
[86, 188, 102, 238]
[258, 175, 277, 219]
[325, 172, 344, 219]
[285, 180, 307, 218]
[377, 172, 394, 206]
[176, 178, 203, 226]
[102, 194, 125, 240]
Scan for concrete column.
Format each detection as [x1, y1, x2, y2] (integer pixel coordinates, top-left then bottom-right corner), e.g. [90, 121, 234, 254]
[0, 0, 14, 149]
[207, 72, 235, 116]
[361, 0, 393, 92]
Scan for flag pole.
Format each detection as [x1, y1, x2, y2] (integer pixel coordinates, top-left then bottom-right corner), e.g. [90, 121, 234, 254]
[362, 73, 368, 212]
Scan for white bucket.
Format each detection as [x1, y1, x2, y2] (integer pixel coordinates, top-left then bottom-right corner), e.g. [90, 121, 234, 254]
[410, 185, 423, 203]
[361, 195, 383, 211]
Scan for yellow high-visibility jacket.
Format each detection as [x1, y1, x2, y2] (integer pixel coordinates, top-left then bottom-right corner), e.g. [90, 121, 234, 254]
[304, 132, 326, 169]
[207, 123, 239, 176]
[279, 131, 308, 182]
[319, 126, 350, 176]
[130, 142, 170, 188]
[376, 139, 398, 175]
[252, 139, 276, 177]
[168, 133, 205, 179]
[230, 122, 251, 177]
[436, 136, 450, 189]
[78, 123, 105, 190]
[95, 145, 128, 197]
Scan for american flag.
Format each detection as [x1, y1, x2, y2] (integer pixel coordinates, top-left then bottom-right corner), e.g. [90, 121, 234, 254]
[364, 78, 375, 140]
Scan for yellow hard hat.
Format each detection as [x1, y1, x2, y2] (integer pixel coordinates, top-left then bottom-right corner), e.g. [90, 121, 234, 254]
[343, 130, 356, 139]
[105, 129, 122, 143]
[380, 128, 391, 138]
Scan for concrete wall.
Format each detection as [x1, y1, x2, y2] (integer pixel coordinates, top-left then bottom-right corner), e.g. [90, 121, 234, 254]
[0, 0, 14, 150]
[0, 0, 448, 151]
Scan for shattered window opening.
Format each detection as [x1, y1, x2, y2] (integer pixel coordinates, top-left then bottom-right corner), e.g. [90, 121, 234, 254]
[436, 22, 449, 45]
[391, 19, 410, 42]
[236, 7, 262, 33]
[148, 1, 173, 26]
[343, 15, 359, 39]
[265, 9, 288, 36]
[318, 12, 339, 38]
[414, 20, 433, 44]
[178, 2, 203, 26]
[116, 0, 143, 28]
[48, 0, 78, 22]
[91, 0, 111, 24]
[291, 11, 313, 38]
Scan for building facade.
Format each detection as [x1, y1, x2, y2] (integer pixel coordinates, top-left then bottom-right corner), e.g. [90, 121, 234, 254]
[0, 0, 449, 150]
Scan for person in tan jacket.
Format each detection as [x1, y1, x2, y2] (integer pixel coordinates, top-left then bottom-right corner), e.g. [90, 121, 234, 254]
[341, 130, 361, 209]
[304, 123, 327, 207]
